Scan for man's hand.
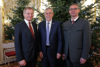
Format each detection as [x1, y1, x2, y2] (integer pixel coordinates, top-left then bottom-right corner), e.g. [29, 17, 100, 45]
[57, 53, 61, 59]
[80, 58, 87, 64]
[18, 59, 26, 66]
[39, 52, 43, 59]
[62, 54, 65, 60]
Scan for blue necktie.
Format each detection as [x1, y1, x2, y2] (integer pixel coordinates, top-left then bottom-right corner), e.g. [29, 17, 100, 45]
[46, 22, 50, 46]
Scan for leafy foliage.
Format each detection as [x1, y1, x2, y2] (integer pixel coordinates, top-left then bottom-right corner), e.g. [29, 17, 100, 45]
[4, 0, 100, 66]
[4, 0, 30, 40]
[80, 0, 100, 67]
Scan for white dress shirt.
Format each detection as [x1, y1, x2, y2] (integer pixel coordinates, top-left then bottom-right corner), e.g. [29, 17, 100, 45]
[71, 16, 79, 22]
[24, 19, 34, 32]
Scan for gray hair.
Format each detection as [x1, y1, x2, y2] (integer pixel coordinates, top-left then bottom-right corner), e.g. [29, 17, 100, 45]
[44, 7, 53, 13]
[23, 7, 33, 14]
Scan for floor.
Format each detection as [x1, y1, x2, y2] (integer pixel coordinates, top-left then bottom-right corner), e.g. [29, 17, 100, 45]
[0, 61, 100, 67]
[0, 62, 19, 67]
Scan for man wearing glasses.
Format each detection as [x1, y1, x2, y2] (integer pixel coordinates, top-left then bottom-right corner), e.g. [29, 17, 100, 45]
[62, 4, 91, 67]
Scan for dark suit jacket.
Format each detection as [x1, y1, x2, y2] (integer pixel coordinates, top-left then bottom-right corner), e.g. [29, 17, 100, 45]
[14, 20, 38, 62]
[38, 20, 62, 58]
[62, 18, 91, 62]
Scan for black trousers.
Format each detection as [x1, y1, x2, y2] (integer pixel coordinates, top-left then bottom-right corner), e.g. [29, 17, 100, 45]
[42, 46, 57, 67]
[66, 49, 83, 67]
[66, 59, 83, 67]
[20, 60, 36, 67]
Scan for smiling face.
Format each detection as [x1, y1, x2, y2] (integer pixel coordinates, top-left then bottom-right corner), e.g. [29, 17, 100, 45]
[44, 8, 54, 21]
[23, 9, 34, 21]
[69, 4, 80, 18]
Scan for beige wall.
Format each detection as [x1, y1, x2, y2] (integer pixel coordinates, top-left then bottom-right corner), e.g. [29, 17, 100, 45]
[3, 0, 17, 20]
[0, 6, 3, 63]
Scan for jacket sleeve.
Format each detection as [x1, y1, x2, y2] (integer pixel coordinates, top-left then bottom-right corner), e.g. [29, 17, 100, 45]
[14, 24, 24, 62]
[38, 23, 42, 52]
[81, 21, 91, 60]
[57, 22, 62, 54]
[62, 23, 65, 54]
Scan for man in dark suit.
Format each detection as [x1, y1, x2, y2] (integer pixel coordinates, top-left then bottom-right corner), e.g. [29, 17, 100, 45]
[14, 7, 38, 67]
[62, 4, 91, 67]
[38, 8, 62, 67]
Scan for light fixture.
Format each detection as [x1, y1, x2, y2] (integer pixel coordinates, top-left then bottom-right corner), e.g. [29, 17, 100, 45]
[83, 0, 95, 6]
[4, 19, 11, 25]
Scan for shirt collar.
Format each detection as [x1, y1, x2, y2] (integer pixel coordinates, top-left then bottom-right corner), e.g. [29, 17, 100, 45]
[46, 20, 52, 24]
[71, 16, 79, 22]
[24, 19, 31, 24]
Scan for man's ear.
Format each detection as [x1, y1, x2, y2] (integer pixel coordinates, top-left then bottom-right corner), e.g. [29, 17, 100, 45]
[78, 9, 80, 13]
[52, 13, 54, 16]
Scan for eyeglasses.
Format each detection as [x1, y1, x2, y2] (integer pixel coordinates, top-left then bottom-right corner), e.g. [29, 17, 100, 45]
[45, 12, 53, 15]
[69, 8, 79, 11]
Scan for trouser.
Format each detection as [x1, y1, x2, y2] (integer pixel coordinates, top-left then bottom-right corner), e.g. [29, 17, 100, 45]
[66, 49, 83, 67]
[42, 46, 57, 67]
[66, 59, 83, 67]
[20, 60, 36, 67]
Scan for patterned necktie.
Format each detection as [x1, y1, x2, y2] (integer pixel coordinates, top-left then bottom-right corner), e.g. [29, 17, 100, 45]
[29, 21, 34, 38]
[72, 21, 74, 24]
[46, 22, 50, 46]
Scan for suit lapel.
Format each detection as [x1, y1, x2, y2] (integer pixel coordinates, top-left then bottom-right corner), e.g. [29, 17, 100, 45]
[44, 21, 46, 39]
[23, 21, 34, 39]
[23, 21, 30, 32]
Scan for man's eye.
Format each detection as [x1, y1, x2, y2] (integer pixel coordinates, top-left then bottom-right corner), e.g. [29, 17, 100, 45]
[27, 13, 33, 15]
[46, 13, 52, 14]
[69, 8, 79, 11]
